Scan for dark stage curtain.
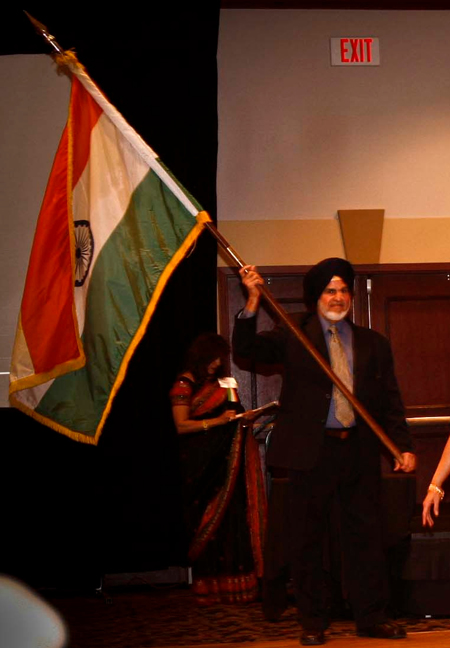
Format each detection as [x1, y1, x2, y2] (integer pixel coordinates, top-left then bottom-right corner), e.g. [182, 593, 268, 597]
[2, 6, 220, 586]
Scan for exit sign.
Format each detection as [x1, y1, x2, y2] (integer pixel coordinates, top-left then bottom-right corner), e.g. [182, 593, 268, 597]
[330, 37, 380, 66]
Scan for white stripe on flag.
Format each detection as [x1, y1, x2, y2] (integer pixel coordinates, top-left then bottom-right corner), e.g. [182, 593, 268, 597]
[14, 378, 55, 410]
[73, 66, 199, 217]
[73, 112, 149, 334]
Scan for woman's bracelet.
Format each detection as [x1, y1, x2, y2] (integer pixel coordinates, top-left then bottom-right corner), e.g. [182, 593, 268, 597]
[202, 419, 209, 431]
[428, 483, 445, 500]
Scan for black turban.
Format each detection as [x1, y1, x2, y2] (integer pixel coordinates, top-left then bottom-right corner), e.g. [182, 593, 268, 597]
[303, 257, 354, 311]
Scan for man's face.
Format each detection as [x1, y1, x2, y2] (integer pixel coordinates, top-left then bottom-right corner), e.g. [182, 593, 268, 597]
[317, 276, 352, 322]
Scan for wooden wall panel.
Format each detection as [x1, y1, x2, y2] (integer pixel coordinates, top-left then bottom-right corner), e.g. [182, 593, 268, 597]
[368, 272, 450, 418]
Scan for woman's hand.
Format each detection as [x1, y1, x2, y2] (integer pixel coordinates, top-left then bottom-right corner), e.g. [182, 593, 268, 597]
[216, 409, 237, 425]
[421, 436, 450, 527]
[172, 405, 237, 434]
[423, 489, 442, 528]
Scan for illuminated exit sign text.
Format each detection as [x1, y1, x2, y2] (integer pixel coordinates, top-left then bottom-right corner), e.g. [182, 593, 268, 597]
[330, 37, 380, 66]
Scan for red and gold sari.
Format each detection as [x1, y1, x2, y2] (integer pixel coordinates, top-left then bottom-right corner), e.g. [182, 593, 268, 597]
[170, 376, 267, 605]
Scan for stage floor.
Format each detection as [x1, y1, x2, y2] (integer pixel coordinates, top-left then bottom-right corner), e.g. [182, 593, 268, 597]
[182, 632, 450, 648]
[43, 586, 450, 648]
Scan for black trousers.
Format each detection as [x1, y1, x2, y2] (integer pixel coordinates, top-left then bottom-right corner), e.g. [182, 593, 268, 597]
[288, 433, 389, 631]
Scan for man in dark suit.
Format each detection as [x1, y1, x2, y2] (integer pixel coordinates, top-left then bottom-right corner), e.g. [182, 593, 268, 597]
[233, 258, 416, 646]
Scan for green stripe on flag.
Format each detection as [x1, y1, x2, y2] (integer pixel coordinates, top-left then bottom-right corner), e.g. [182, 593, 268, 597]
[36, 169, 201, 436]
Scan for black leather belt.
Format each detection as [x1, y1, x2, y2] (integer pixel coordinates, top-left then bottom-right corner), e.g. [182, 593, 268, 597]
[325, 427, 356, 439]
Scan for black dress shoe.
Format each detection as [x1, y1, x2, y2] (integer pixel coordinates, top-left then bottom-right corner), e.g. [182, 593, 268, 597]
[357, 621, 407, 639]
[300, 629, 325, 645]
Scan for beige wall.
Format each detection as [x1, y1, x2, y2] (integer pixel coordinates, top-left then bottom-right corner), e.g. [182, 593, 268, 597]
[217, 218, 450, 266]
[217, 9, 450, 265]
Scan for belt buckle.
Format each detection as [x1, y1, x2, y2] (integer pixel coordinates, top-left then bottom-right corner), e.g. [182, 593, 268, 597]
[326, 428, 350, 440]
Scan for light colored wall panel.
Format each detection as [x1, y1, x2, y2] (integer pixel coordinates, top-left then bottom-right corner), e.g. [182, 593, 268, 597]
[218, 219, 345, 266]
[218, 217, 450, 266]
[218, 10, 450, 225]
[381, 218, 450, 263]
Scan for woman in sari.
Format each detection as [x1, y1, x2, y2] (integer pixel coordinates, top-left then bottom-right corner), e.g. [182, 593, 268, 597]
[170, 333, 267, 605]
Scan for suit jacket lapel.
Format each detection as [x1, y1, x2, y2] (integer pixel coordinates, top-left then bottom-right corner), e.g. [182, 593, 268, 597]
[303, 313, 330, 362]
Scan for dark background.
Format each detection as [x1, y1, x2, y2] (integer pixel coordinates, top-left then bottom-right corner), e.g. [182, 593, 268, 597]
[1, 6, 221, 587]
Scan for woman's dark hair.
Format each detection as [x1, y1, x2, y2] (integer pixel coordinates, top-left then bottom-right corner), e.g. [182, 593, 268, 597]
[183, 333, 230, 382]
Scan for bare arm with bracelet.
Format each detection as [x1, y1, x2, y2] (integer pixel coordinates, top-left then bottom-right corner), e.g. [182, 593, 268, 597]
[422, 435, 450, 527]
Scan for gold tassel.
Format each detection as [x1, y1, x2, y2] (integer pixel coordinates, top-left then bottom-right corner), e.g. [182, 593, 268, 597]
[53, 49, 84, 75]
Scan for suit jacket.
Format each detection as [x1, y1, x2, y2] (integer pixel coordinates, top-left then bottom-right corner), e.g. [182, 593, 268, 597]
[233, 311, 413, 472]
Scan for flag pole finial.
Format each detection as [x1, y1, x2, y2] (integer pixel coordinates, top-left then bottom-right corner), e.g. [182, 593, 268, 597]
[23, 11, 65, 56]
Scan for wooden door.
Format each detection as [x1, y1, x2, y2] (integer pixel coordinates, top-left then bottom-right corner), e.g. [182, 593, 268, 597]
[360, 266, 450, 502]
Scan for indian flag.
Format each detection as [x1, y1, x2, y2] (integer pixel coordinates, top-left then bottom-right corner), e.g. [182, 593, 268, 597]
[9, 56, 211, 445]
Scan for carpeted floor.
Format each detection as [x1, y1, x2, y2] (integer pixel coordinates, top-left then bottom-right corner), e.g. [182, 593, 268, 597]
[45, 586, 450, 648]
